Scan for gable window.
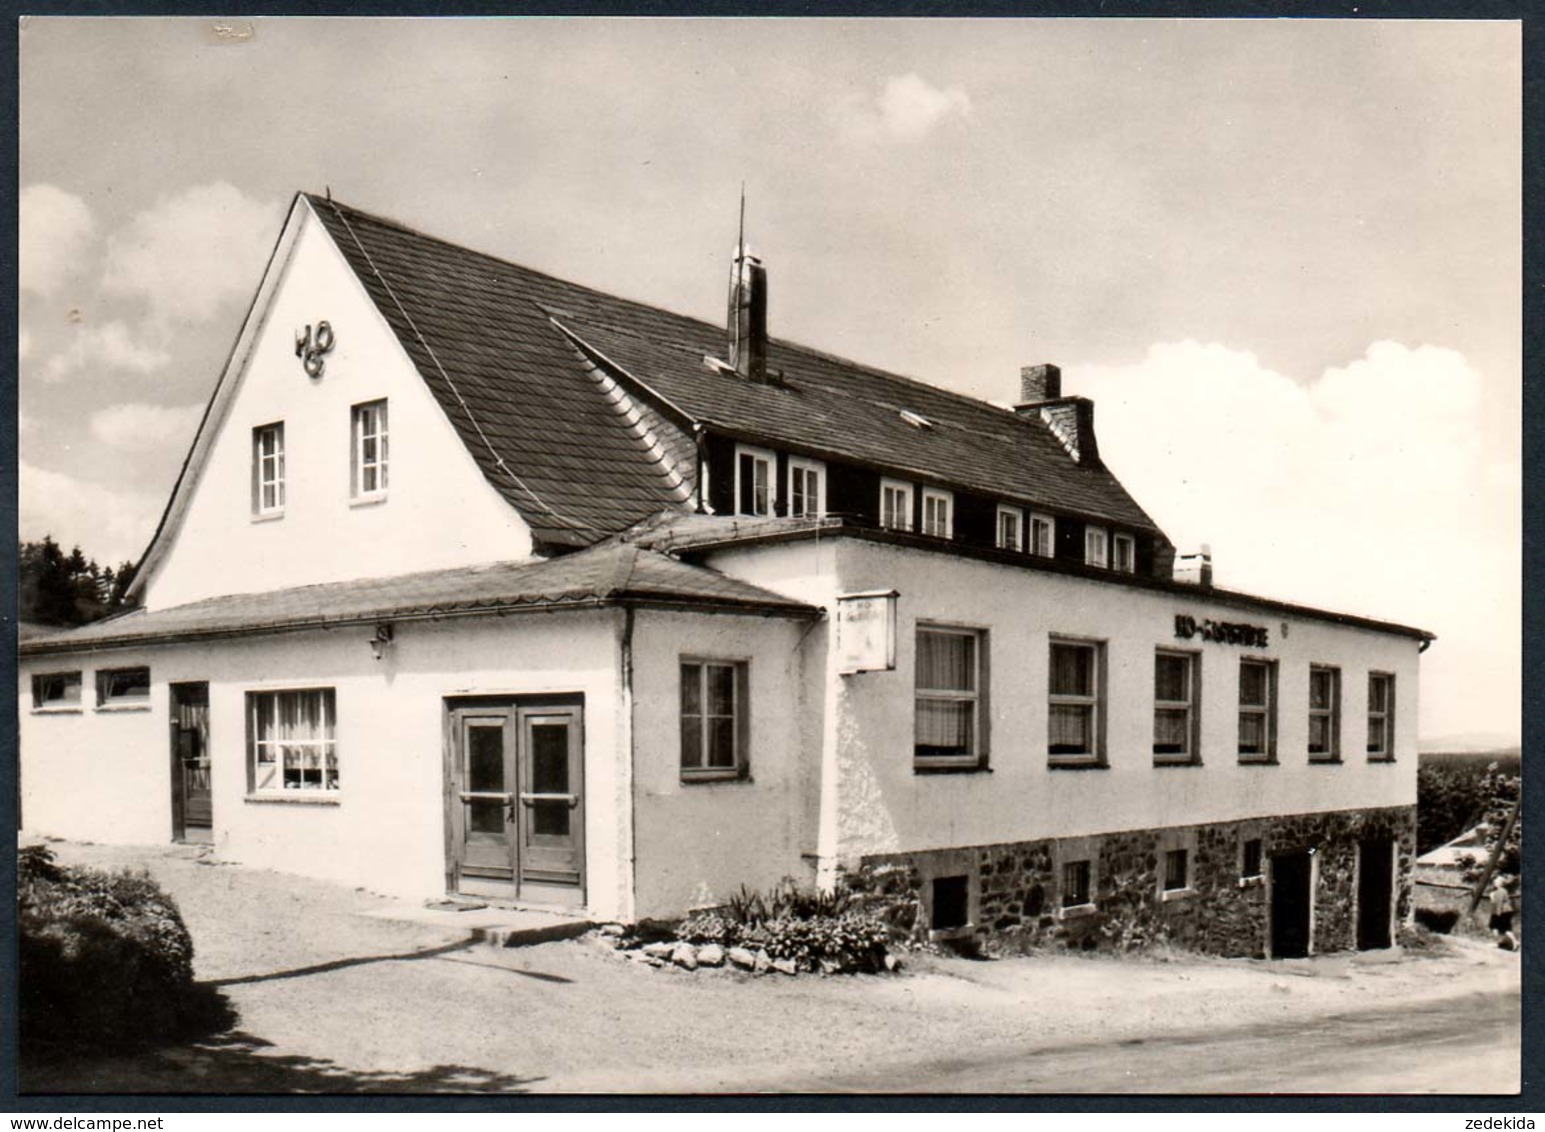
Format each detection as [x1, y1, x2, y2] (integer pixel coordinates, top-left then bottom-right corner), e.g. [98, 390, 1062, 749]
[996, 506, 1022, 551]
[249, 688, 338, 793]
[1084, 526, 1108, 568]
[915, 626, 986, 770]
[1153, 650, 1200, 765]
[1029, 513, 1056, 558]
[1367, 673, 1395, 761]
[921, 488, 954, 539]
[32, 671, 82, 710]
[787, 456, 826, 518]
[252, 422, 285, 517]
[1062, 859, 1092, 909]
[680, 660, 748, 780]
[351, 400, 389, 501]
[1112, 533, 1136, 574]
[96, 666, 150, 709]
[1049, 638, 1104, 766]
[880, 478, 914, 532]
[1163, 848, 1190, 893]
[734, 444, 776, 517]
[1308, 665, 1341, 762]
[1238, 658, 1278, 763]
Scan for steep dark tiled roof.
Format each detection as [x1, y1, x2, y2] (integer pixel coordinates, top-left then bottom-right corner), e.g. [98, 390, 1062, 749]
[307, 194, 1162, 543]
[19, 543, 817, 656]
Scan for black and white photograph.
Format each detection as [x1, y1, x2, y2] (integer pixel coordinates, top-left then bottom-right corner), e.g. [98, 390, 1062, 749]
[13, 15, 1523, 1099]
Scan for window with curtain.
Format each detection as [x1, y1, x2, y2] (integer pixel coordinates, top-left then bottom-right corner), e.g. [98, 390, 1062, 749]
[1367, 673, 1395, 761]
[1030, 513, 1055, 557]
[1238, 658, 1277, 762]
[915, 626, 985, 769]
[1308, 665, 1341, 762]
[1153, 650, 1199, 764]
[249, 688, 338, 792]
[735, 446, 775, 517]
[1048, 639, 1103, 764]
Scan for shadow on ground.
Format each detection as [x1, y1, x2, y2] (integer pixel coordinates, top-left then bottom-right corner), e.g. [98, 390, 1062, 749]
[23, 1030, 544, 1094]
[21, 940, 551, 1095]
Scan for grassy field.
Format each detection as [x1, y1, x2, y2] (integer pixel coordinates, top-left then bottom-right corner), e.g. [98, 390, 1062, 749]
[1419, 750, 1521, 774]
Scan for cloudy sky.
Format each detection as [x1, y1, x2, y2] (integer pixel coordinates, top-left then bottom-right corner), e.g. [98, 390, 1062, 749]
[18, 18, 1519, 743]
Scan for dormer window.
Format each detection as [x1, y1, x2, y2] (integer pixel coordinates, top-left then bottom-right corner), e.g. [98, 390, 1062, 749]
[735, 444, 777, 517]
[252, 422, 285, 518]
[788, 456, 826, 518]
[1084, 525, 1108, 568]
[996, 505, 1022, 551]
[922, 488, 954, 539]
[1030, 513, 1056, 558]
[351, 400, 389, 502]
[880, 478, 913, 532]
[1113, 533, 1136, 574]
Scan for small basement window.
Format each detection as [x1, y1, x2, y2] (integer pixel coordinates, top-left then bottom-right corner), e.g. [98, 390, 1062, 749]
[1163, 848, 1190, 893]
[1241, 839, 1264, 881]
[931, 875, 970, 931]
[96, 666, 150, 709]
[32, 671, 82, 710]
[1062, 859, 1092, 909]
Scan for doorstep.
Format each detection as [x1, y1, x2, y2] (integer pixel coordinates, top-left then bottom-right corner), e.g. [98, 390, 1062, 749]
[359, 900, 593, 948]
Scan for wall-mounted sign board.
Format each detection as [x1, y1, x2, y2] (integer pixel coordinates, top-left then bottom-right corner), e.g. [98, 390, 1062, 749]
[1174, 613, 1269, 648]
[837, 590, 899, 674]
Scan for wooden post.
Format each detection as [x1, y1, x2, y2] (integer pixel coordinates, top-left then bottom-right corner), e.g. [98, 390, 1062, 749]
[1468, 792, 1521, 916]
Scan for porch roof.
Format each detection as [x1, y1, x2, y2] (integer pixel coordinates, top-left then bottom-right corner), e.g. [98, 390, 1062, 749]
[19, 543, 819, 656]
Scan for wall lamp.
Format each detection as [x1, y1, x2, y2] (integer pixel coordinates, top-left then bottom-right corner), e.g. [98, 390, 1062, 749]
[369, 623, 395, 661]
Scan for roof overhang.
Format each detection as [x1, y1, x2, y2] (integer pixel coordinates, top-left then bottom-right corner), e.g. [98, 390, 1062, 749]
[642, 517, 1436, 645]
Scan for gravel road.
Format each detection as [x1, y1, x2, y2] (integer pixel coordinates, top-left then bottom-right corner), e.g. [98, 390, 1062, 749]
[19, 840, 1522, 1095]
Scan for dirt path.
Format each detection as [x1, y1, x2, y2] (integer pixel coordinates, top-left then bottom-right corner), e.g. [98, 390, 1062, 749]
[20, 841, 1523, 1095]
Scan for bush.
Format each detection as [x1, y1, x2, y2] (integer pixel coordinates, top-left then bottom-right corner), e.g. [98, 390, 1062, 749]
[676, 878, 890, 973]
[19, 846, 219, 1049]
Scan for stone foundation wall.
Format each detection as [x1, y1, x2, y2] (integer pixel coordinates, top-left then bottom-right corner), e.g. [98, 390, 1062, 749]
[848, 805, 1416, 958]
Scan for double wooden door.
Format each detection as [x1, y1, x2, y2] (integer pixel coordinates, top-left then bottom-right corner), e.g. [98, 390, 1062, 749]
[447, 700, 584, 904]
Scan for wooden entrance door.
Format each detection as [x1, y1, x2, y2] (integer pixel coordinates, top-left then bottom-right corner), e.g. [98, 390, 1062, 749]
[1356, 838, 1394, 950]
[447, 699, 584, 904]
[1270, 850, 1313, 958]
[169, 682, 211, 841]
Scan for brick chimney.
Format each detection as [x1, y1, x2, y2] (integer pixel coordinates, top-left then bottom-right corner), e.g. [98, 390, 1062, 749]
[1020, 363, 1061, 403]
[727, 245, 768, 383]
[1014, 362, 1101, 468]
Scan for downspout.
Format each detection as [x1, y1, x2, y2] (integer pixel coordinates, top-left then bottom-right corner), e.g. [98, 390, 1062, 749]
[693, 424, 709, 514]
[620, 605, 638, 923]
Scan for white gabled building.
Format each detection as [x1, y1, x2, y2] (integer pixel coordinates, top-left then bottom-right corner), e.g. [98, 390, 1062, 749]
[19, 193, 1432, 956]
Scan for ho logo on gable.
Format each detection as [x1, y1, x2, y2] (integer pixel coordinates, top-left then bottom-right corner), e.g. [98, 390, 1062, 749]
[295, 321, 336, 379]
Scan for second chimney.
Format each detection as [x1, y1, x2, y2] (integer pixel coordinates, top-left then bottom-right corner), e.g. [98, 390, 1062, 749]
[727, 247, 769, 383]
[1019, 363, 1062, 404]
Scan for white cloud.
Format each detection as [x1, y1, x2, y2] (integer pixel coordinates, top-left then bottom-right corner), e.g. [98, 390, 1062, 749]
[1074, 340, 1518, 741]
[102, 182, 279, 327]
[19, 327, 32, 360]
[41, 320, 171, 383]
[20, 184, 95, 296]
[19, 459, 163, 567]
[89, 402, 203, 451]
[836, 74, 973, 143]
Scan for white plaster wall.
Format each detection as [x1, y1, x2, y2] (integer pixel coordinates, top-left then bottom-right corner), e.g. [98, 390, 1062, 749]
[19, 680, 174, 845]
[143, 200, 532, 610]
[18, 609, 633, 920]
[628, 608, 817, 918]
[705, 538, 1423, 861]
